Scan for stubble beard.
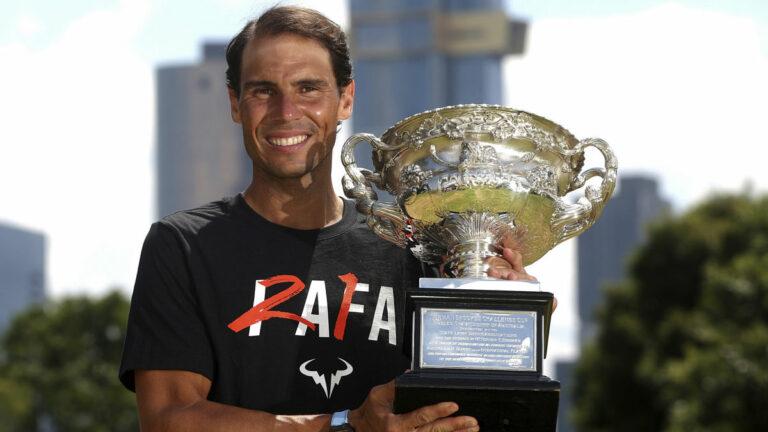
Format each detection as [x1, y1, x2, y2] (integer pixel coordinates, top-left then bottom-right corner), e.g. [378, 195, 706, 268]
[252, 129, 338, 183]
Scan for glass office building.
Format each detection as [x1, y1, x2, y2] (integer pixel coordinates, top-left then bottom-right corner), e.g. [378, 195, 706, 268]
[351, 0, 526, 137]
[155, 43, 251, 218]
[0, 222, 46, 333]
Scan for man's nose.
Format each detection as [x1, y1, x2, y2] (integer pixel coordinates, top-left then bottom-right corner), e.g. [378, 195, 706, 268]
[269, 92, 302, 121]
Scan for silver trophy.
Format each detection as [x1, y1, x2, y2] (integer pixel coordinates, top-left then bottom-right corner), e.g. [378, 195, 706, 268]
[341, 105, 617, 430]
[342, 104, 617, 276]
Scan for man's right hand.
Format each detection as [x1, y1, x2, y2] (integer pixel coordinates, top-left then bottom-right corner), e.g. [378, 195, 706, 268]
[348, 380, 479, 432]
[135, 369, 331, 432]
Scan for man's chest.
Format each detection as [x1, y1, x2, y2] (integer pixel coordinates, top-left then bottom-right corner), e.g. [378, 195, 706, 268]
[198, 267, 410, 412]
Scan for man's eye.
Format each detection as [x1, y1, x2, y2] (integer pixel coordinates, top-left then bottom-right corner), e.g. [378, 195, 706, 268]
[299, 86, 318, 93]
[252, 88, 273, 98]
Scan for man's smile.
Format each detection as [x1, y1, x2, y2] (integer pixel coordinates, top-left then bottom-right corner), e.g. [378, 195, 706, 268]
[266, 134, 310, 147]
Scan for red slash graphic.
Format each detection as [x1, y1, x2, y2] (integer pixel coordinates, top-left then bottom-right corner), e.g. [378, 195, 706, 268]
[228, 275, 316, 333]
[333, 273, 358, 340]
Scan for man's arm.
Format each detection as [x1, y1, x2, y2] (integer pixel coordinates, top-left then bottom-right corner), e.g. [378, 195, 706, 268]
[135, 370, 330, 432]
[137, 370, 479, 432]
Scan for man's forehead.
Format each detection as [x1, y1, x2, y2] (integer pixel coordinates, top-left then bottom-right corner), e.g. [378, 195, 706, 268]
[245, 33, 331, 58]
[240, 33, 335, 84]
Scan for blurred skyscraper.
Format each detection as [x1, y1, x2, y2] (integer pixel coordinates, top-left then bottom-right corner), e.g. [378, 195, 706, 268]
[0, 222, 46, 334]
[577, 176, 671, 342]
[556, 175, 670, 432]
[349, 0, 527, 175]
[155, 43, 251, 218]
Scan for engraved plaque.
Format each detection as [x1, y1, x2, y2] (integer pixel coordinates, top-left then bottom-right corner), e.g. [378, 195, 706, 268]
[420, 308, 537, 371]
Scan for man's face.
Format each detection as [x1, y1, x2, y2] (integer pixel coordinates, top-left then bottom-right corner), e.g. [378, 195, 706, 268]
[228, 33, 354, 180]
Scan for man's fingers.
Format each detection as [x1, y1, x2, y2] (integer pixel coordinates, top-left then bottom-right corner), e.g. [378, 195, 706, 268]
[499, 232, 523, 252]
[488, 267, 537, 281]
[501, 248, 524, 271]
[415, 414, 479, 432]
[486, 266, 514, 280]
[500, 248, 537, 281]
[403, 402, 459, 430]
[485, 255, 512, 271]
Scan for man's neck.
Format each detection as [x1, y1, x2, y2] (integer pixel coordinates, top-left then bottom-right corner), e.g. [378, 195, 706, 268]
[243, 168, 344, 230]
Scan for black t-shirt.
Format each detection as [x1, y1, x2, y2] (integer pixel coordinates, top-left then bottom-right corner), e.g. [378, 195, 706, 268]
[119, 195, 421, 414]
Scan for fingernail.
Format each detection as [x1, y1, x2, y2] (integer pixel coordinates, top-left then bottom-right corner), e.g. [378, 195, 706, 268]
[441, 402, 459, 412]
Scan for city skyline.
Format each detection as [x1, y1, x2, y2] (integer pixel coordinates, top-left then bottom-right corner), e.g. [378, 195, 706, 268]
[1, 2, 767, 375]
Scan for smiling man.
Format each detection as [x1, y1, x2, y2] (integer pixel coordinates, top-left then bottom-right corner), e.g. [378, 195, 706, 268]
[119, 6, 534, 432]
[234, 32, 351, 195]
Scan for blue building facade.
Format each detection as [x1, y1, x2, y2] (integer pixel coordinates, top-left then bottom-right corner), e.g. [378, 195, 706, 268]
[155, 43, 251, 218]
[577, 176, 671, 342]
[0, 222, 46, 334]
[350, 0, 526, 137]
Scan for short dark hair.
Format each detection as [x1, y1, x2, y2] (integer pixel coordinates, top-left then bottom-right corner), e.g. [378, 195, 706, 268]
[226, 6, 353, 97]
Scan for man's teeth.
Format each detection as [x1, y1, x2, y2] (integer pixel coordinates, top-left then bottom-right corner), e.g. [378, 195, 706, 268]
[268, 135, 307, 146]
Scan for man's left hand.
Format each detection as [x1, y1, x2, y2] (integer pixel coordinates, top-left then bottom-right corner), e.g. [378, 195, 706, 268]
[485, 244, 558, 313]
[486, 247, 536, 282]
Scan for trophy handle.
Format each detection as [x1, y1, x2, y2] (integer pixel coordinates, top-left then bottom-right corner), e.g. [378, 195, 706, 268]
[341, 133, 409, 248]
[551, 138, 618, 246]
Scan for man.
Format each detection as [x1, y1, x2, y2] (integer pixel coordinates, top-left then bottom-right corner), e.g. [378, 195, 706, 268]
[120, 6, 535, 431]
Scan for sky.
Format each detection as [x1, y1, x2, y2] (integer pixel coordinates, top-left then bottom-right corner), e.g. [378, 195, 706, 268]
[502, 1, 768, 363]
[1, 0, 767, 367]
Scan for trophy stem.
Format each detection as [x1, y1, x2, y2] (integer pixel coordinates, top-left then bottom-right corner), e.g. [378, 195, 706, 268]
[439, 212, 511, 278]
[445, 239, 502, 278]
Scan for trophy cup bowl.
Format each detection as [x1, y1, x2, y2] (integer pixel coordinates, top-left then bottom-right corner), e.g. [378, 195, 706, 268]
[342, 104, 617, 278]
[341, 105, 617, 431]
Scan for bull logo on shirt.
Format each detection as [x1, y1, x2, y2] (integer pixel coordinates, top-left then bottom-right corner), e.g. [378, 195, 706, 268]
[299, 357, 354, 398]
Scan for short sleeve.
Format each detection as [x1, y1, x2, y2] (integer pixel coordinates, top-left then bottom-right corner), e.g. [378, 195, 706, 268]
[119, 222, 214, 391]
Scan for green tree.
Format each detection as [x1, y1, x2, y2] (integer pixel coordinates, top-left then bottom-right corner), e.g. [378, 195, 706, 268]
[571, 192, 768, 431]
[0, 290, 138, 432]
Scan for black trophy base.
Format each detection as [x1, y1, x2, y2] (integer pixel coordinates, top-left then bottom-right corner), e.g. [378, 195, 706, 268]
[394, 372, 560, 432]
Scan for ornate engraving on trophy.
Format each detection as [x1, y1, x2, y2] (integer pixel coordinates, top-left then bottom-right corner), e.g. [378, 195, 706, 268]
[341, 104, 617, 278]
[459, 141, 499, 166]
[526, 165, 559, 197]
[401, 164, 434, 190]
[389, 108, 575, 154]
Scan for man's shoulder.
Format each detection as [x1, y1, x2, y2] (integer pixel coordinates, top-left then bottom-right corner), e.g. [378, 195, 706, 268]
[139, 195, 252, 256]
[157, 195, 242, 233]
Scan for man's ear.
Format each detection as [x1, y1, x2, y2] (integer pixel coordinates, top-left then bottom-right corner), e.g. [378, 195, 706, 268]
[227, 86, 242, 124]
[337, 80, 355, 121]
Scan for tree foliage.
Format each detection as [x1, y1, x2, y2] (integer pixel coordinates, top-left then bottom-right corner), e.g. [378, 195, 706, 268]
[571, 192, 768, 431]
[0, 290, 138, 432]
